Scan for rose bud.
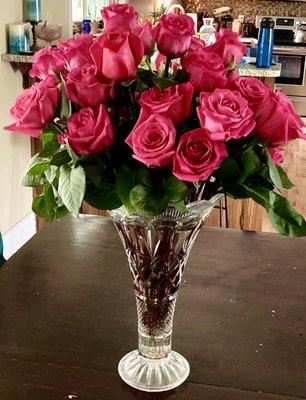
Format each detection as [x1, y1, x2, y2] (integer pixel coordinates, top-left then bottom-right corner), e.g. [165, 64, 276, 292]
[65, 63, 111, 107]
[90, 30, 144, 82]
[182, 48, 228, 93]
[139, 83, 194, 126]
[136, 22, 155, 55]
[206, 29, 247, 69]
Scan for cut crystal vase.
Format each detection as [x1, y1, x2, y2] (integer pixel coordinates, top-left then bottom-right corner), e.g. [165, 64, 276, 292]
[109, 195, 221, 392]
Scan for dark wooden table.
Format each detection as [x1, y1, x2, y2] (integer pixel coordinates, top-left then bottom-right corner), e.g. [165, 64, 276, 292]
[0, 216, 305, 400]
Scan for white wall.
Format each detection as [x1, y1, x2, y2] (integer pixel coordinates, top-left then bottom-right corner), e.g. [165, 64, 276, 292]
[0, 0, 33, 234]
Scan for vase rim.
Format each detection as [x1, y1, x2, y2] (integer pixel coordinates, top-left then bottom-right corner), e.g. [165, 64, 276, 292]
[109, 193, 223, 224]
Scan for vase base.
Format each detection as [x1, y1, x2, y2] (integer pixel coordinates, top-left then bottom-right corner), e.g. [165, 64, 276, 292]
[118, 350, 190, 392]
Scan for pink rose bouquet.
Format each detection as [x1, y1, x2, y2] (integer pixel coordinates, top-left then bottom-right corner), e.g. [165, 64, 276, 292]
[5, 4, 306, 236]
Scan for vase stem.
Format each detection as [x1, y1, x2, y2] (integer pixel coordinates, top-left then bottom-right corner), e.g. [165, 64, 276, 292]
[136, 292, 177, 359]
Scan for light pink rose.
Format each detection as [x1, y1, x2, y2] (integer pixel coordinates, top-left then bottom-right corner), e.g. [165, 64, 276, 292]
[268, 147, 284, 165]
[65, 64, 111, 107]
[136, 22, 155, 55]
[62, 105, 114, 155]
[126, 112, 176, 167]
[101, 3, 138, 32]
[139, 83, 194, 126]
[182, 48, 228, 93]
[197, 89, 255, 141]
[152, 14, 194, 59]
[206, 29, 246, 69]
[5, 75, 60, 138]
[256, 91, 306, 145]
[173, 128, 228, 182]
[29, 46, 65, 80]
[227, 72, 271, 114]
[90, 30, 144, 82]
[57, 34, 94, 70]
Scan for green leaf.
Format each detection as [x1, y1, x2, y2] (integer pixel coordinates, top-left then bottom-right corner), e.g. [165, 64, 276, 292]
[237, 148, 260, 184]
[32, 184, 57, 221]
[116, 167, 135, 212]
[44, 166, 59, 185]
[40, 124, 60, 144]
[214, 157, 241, 182]
[130, 184, 150, 211]
[60, 81, 72, 120]
[268, 192, 306, 237]
[58, 165, 86, 215]
[130, 184, 168, 215]
[85, 183, 122, 210]
[146, 193, 168, 215]
[54, 205, 70, 219]
[84, 165, 103, 188]
[136, 79, 150, 92]
[163, 176, 189, 203]
[268, 156, 294, 191]
[26, 154, 51, 175]
[39, 141, 60, 158]
[153, 76, 176, 90]
[135, 168, 153, 187]
[65, 142, 79, 166]
[242, 184, 270, 208]
[171, 69, 190, 83]
[50, 150, 71, 166]
[21, 172, 45, 187]
[172, 200, 187, 213]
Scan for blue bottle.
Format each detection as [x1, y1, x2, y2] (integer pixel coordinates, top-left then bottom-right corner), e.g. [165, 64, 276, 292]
[82, 20, 91, 34]
[256, 17, 274, 68]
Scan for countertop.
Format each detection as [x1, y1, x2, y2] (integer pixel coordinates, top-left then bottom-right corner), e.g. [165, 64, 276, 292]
[0, 216, 305, 399]
[237, 58, 282, 78]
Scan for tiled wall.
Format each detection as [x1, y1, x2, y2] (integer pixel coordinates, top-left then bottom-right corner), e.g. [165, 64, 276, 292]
[184, 0, 306, 23]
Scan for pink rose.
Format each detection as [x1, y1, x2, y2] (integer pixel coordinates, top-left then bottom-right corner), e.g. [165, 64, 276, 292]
[90, 30, 144, 82]
[136, 22, 155, 55]
[101, 3, 138, 32]
[65, 64, 111, 107]
[256, 91, 306, 145]
[57, 34, 94, 70]
[173, 128, 228, 182]
[139, 83, 194, 126]
[206, 29, 246, 69]
[29, 46, 65, 80]
[185, 36, 206, 56]
[182, 48, 228, 93]
[227, 72, 271, 114]
[126, 112, 176, 167]
[5, 75, 60, 138]
[152, 14, 194, 59]
[197, 89, 255, 141]
[63, 105, 114, 155]
[268, 147, 284, 165]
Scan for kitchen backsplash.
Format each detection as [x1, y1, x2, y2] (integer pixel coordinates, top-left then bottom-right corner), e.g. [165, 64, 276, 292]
[184, 0, 306, 22]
